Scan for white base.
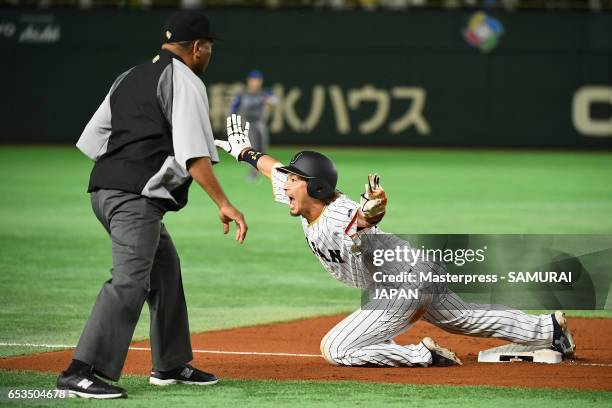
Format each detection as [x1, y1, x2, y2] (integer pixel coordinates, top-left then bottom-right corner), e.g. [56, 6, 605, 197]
[478, 343, 562, 364]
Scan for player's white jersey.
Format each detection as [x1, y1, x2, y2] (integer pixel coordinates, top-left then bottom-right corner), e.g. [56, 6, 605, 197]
[272, 167, 377, 289]
[271, 166, 557, 368]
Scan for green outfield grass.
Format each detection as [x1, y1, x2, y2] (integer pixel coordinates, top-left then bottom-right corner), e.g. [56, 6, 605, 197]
[1, 370, 611, 407]
[1, 147, 611, 406]
[0, 147, 611, 359]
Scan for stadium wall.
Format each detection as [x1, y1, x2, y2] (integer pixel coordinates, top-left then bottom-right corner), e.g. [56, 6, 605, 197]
[0, 8, 610, 148]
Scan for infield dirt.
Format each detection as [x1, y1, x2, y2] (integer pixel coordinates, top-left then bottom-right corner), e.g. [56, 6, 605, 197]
[1, 315, 611, 390]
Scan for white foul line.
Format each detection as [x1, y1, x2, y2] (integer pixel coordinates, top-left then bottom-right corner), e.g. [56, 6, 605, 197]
[128, 346, 322, 358]
[2, 342, 612, 366]
[570, 362, 612, 367]
[0, 342, 321, 358]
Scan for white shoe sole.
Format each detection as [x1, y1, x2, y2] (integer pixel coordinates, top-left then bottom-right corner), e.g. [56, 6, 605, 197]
[422, 337, 463, 366]
[60, 389, 125, 399]
[149, 377, 219, 386]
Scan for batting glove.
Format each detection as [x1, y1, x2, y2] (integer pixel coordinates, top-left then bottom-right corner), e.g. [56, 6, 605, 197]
[360, 173, 387, 219]
[214, 114, 252, 161]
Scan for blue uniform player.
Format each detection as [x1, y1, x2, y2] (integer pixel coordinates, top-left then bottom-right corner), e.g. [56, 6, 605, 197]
[229, 70, 278, 180]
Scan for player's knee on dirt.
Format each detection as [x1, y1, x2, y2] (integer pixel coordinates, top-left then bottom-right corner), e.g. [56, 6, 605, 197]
[321, 348, 343, 365]
[320, 334, 350, 365]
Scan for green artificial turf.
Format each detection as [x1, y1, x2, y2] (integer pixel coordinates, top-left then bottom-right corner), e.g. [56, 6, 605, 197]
[1, 370, 611, 408]
[0, 147, 611, 360]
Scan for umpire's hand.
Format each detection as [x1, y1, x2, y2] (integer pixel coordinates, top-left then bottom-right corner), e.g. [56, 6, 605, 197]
[218, 204, 247, 244]
[188, 156, 248, 244]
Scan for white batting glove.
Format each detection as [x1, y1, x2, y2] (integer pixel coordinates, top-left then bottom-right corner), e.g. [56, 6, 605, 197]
[214, 114, 252, 161]
[360, 173, 387, 218]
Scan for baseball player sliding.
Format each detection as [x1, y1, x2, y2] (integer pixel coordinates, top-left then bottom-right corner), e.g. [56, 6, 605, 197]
[216, 114, 577, 367]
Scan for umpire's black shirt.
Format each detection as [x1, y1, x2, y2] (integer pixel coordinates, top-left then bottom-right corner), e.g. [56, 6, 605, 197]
[76, 49, 218, 211]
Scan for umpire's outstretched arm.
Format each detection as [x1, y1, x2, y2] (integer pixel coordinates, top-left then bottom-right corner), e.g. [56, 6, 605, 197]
[188, 156, 247, 243]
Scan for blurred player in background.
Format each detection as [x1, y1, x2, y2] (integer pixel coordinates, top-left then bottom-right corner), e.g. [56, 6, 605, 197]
[229, 70, 278, 181]
[215, 114, 577, 369]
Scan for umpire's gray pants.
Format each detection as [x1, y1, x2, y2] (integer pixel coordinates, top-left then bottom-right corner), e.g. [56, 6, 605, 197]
[73, 189, 193, 381]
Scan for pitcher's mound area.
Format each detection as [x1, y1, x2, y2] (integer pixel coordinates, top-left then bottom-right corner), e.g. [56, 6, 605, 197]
[2, 315, 611, 390]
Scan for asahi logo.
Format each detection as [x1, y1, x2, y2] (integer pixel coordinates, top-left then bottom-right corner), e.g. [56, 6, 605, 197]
[0, 22, 16, 38]
[18, 23, 60, 43]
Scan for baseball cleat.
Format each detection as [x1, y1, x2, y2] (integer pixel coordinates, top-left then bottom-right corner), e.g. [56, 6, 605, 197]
[149, 364, 218, 386]
[422, 337, 463, 367]
[56, 367, 127, 399]
[551, 310, 576, 358]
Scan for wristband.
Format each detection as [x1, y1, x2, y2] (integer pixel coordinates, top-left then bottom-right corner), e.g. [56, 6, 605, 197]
[240, 148, 265, 169]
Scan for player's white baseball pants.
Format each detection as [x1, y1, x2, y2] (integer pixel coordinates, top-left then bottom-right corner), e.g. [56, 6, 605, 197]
[320, 287, 554, 367]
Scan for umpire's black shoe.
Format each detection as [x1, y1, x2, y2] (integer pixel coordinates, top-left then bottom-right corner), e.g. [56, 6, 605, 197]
[149, 364, 218, 386]
[56, 367, 127, 399]
[551, 310, 576, 358]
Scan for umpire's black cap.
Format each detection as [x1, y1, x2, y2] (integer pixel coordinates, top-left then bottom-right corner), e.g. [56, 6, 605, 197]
[277, 151, 338, 199]
[163, 11, 221, 43]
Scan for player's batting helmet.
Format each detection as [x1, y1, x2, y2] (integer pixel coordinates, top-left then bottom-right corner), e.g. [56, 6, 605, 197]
[277, 151, 338, 200]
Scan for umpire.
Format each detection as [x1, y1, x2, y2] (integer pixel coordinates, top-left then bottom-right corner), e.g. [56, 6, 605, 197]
[57, 11, 247, 399]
